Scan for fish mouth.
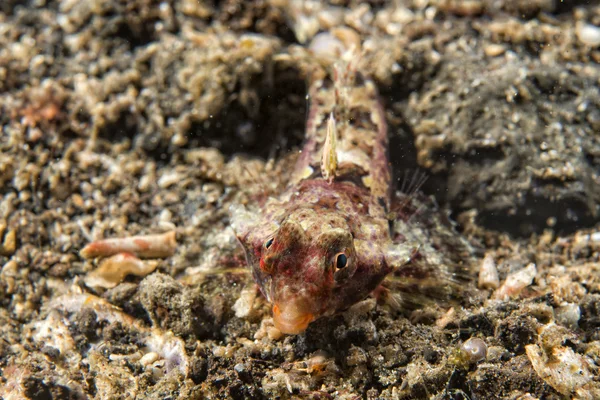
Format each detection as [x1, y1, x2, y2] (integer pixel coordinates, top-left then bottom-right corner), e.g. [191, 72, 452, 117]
[272, 302, 315, 335]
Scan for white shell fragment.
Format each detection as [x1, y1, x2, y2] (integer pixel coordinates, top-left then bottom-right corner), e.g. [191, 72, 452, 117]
[478, 253, 500, 290]
[84, 253, 159, 289]
[554, 303, 581, 328]
[140, 352, 160, 366]
[31, 312, 81, 366]
[52, 293, 190, 375]
[145, 329, 189, 376]
[526, 342, 593, 396]
[493, 263, 537, 300]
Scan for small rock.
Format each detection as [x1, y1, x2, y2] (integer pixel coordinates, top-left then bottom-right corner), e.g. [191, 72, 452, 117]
[41, 345, 61, 359]
[576, 22, 600, 47]
[555, 303, 580, 328]
[0, 228, 16, 256]
[461, 337, 487, 364]
[234, 363, 251, 382]
[140, 352, 159, 366]
[346, 346, 368, 366]
[484, 44, 506, 57]
[232, 286, 257, 319]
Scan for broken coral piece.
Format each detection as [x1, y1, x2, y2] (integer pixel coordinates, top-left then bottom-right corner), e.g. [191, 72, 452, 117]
[80, 231, 176, 259]
[84, 253, 158, 289]
[51, 293, 189, 376]
[493, 263, 536, 300]
[232, 286, 258, 319]
[526, 343, 594, 397]
[31, 311, 81, 366]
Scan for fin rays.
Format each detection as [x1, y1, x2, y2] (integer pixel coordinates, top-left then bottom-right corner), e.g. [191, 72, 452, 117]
[321, 112, 338, 182]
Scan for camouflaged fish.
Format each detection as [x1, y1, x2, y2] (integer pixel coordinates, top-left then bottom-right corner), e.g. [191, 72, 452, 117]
[231, 33, 471, 334]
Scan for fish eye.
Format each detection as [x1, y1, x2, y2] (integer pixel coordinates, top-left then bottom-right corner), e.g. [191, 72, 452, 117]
[335, 253, 348, 269]
[264, 237, 274, 249]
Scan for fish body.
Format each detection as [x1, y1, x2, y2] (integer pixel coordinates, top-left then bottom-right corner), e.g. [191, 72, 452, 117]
[231, 39, 416, 334]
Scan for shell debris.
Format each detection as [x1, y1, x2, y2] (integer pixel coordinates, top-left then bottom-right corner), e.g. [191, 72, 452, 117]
[554, 303, 581, 329]
[30, 311, 81, 366]
[52, 293, 190, 376]
[493, 263, 537, 300]
[232, 286, 259, 319]
[84, 253, 159, 289]
[526, 323, 596, 397]
[478, 253, 499, 290]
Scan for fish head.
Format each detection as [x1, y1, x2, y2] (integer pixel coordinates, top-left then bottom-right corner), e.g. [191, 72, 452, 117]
[256, 215, 363, 334]
[232, 203, 399, 335]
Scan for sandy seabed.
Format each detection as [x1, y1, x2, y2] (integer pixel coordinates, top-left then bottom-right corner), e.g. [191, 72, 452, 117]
[1, 1, 599, 399]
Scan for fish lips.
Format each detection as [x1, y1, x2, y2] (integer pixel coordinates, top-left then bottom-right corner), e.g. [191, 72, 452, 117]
[272, 301, 315, 334]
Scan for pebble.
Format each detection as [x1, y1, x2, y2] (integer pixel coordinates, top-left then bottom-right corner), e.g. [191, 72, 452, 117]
[484, 44, 506, 57]
[461, 337, 487, 363]
[140, 352, 159, 366]
[576, 22, 600, 47]
[555, 303, 580, 328]
[0, 228, 16, 256]
[234, 363, 251, 382]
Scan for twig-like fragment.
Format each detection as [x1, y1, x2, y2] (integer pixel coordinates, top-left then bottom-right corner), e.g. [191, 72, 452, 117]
[80, 231, 176, 259]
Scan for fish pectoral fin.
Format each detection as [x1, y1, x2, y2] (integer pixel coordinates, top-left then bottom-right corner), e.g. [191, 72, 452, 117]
[384, 242, 419, 270]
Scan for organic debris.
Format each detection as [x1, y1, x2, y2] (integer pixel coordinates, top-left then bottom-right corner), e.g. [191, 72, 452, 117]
[84, 253, 159, 289]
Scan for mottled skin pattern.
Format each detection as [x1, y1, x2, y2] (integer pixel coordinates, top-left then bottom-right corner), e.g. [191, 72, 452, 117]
[231, 49, 415, 334]
[291, 73, 391, 211]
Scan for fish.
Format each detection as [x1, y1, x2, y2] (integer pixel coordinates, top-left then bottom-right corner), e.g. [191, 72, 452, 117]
[231, 31, 471, 334]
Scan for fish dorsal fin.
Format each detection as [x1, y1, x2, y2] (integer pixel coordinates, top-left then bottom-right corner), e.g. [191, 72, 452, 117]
[321, 112, 338, 183]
